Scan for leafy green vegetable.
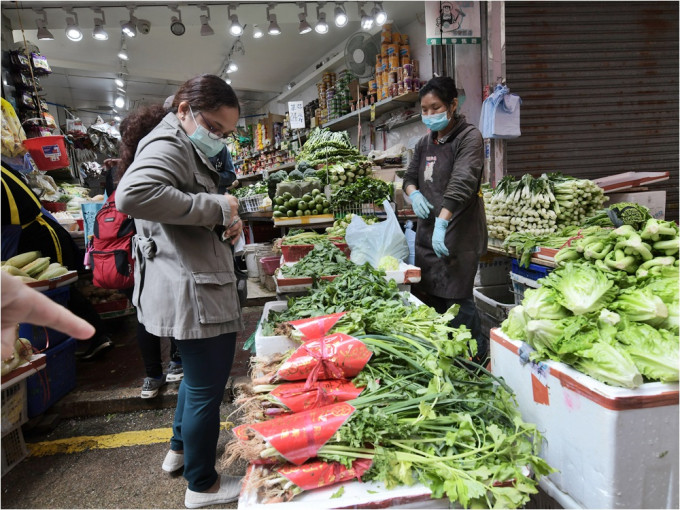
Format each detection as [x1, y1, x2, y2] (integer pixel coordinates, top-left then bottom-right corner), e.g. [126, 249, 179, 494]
[378, 255, 400, 271]
[616, 322, 679, 382]
[541, 262, 616, 315]
[501, 305, 529, 341]
[610, 287, 668, 326]
[279, 241, 355, 278]
[521, 286, 570, 320]
[574, 341, 643, 389]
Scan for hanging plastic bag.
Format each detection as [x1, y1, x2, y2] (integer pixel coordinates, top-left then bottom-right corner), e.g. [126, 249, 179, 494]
[345, 199, 409, 267]
[479, 84, 522, 139]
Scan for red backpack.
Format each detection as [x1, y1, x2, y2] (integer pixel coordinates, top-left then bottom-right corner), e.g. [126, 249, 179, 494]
[89, 190, 135, 289]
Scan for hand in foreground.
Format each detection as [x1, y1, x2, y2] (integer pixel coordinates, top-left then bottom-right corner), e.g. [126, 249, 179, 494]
[432, 217, 450, 258]
[1, 272, 96, 360]
[409, 190, 434, 219]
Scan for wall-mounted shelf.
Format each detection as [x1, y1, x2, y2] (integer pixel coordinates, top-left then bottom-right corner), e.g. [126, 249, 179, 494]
[375, 113, 422, 132]
[322, 92, 420, 132]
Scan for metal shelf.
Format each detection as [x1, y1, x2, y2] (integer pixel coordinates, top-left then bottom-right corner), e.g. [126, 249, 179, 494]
[322, 92, 420, 132]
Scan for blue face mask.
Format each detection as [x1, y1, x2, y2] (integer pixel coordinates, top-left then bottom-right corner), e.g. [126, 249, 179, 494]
[187, 107, 225, 157]
[422, 111, 451, 132]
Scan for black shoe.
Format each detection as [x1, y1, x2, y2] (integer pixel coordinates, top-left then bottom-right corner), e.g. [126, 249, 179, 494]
[77, 337, 114, 361]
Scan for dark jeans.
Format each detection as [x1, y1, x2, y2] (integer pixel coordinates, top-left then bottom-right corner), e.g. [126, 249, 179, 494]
[418, 294, 487, 362]
[170, 333, 237, 492]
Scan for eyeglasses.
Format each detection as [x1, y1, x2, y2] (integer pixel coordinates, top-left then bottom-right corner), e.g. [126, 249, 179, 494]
[198, 111, 234, 141]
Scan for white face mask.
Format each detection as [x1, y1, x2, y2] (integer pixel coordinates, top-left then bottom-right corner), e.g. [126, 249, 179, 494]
[186, 107, 225, 157]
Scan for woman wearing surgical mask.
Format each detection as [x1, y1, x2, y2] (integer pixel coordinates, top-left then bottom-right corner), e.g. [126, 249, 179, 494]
[403, 75, 488, 362]
[116, 74, 243, 508]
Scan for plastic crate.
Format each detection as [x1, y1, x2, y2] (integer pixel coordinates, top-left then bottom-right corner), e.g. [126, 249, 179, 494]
[475, 254, 512, 287]
[260, 256, 281, 276]
[1, 380, 27, 436]
[509, 272, 542, 305]
[238, 194, 268, 214]
[26, 337, 77, 418]
[1, 426, 28, 477]
[280, 242, 350, 262]
[18, 286, 71, 351]
[510, 259, 552, 282]
[473, 285, 516, 344]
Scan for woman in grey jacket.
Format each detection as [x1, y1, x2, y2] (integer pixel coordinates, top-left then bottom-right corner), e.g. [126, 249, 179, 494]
[116, 74, 243, 508]
[403, 76, 488, 361]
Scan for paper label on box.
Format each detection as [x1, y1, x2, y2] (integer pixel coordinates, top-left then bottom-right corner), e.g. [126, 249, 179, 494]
[519, 343, 550, 405]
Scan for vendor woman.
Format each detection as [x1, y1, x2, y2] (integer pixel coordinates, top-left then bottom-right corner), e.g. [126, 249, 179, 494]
[403, 75, 488, 361]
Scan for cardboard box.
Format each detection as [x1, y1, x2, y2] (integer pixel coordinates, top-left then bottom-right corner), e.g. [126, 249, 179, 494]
[607, 190, 666, 220]
[490, 329, 679, 509]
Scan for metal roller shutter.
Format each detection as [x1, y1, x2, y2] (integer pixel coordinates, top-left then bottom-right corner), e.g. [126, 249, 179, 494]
[504, 2, 679, 220]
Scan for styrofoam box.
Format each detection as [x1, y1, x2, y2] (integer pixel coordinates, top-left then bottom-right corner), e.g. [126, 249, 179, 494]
[254, 301, 300, 358]
[490, 328, 679, 509]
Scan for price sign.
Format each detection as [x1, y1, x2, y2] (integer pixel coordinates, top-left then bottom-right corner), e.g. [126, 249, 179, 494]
[370, 104, 376, 122]
[288, 101, 305, 129]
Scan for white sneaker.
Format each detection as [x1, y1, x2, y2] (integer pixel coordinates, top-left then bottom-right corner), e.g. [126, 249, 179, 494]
[140, 375, 166, 399]
[185, 474, 242, 509]
[162, 450, 184, 473]
[166, 361, 184, 383]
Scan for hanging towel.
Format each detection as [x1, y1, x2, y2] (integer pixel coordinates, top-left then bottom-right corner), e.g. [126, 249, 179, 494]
[479, 84, 522, 139]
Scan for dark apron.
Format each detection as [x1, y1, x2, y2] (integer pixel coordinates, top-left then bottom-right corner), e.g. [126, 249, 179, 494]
[413, 126, 486, 300]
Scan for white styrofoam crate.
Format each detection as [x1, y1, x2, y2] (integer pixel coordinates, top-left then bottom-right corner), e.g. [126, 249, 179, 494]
[490, 328, 679, 509]
[254, 301, 300, 358]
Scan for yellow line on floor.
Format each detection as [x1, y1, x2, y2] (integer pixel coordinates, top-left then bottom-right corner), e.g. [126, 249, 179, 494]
[27, 427, 173, 457]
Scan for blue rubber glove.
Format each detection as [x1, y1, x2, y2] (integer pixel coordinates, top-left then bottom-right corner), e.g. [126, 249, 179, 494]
[432, 217, 450, 258]
[409, 190, 434, 219]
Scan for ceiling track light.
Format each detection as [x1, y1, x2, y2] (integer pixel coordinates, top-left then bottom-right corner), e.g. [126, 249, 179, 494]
[34, 9, 54, 41]
[121, 6, 137, 37]
[199, 5, 214, 36]
[266, 4, 281, 36]
[92, 8, 108, 40]
[224, 74, 232, 85]
[334, 2, 348, 27]
[169, 6, 185, 36]
[64, 8, 83, 42]
[359, 2, 374, 30]
[117, 39, 129, 60]
[315, 3, 329, 34]
[115, 95, 126, 109]
[372, 2, 387, 26]
[227, 60, 238, 73]
[114, 73, 126, 88]
[228, 4, 243, 37]
[252, 24, 263, 38]
[297, 3, 312, 34]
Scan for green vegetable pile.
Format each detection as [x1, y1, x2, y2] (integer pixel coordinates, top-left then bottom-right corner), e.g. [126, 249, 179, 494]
[234, 263, 552, 507]
[232, 182, 268, 199]
[278, 240, 355, 278]
[272, 189, 330, 218]
[296, 128, 368, 169]
[502, 219, 679, 388]
[485, 173, 607, 240]
[331, 177, 393, 211]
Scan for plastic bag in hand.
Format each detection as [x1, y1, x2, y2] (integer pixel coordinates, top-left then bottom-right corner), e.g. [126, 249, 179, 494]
[345, 199, 409, 267]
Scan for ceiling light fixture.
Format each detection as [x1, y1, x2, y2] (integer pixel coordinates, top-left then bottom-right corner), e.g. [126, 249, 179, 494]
[199, 5, 214, 36]
[315, 3, 329, 34]
[92, 8, 108, 40]
[359, 3, 374, 30]
[114, 74, 126, 88]
[224, 74, 232, 85]
[64, 8, 83, 42]
[121, 6, 137, 37]
[227, 61, 238, 73]
[117, 39, 129, 60]
[228, 4, 243, 36]
[169, 6, 185, 36]
[372, 2, 387, 26]
[34, 9, 54, 41]
[115, 96, 126, 109]
[297, 3, 312, 34]
[334, 3, 348, 27]
[252, 24, 263, 38]
[266, 4, 281, 35]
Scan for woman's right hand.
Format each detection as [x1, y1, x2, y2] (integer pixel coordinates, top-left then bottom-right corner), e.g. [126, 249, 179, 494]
[225, 194, 239, 224]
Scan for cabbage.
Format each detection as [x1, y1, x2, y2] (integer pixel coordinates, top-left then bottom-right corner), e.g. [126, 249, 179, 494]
[525, 319, 566, 356]
[522, 286, 570, 320]
[640, 270, 679, 304]
[501, 305, 528, 340]
[575, 341, 643, 389]
[616, 323, 679, 383]
[377, 255, 400, 271]
[543, 263, 616, 315]
[610, 287, 668, 326]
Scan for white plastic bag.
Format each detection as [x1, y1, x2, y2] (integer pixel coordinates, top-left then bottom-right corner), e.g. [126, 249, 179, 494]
[345, 200, 409, 267]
